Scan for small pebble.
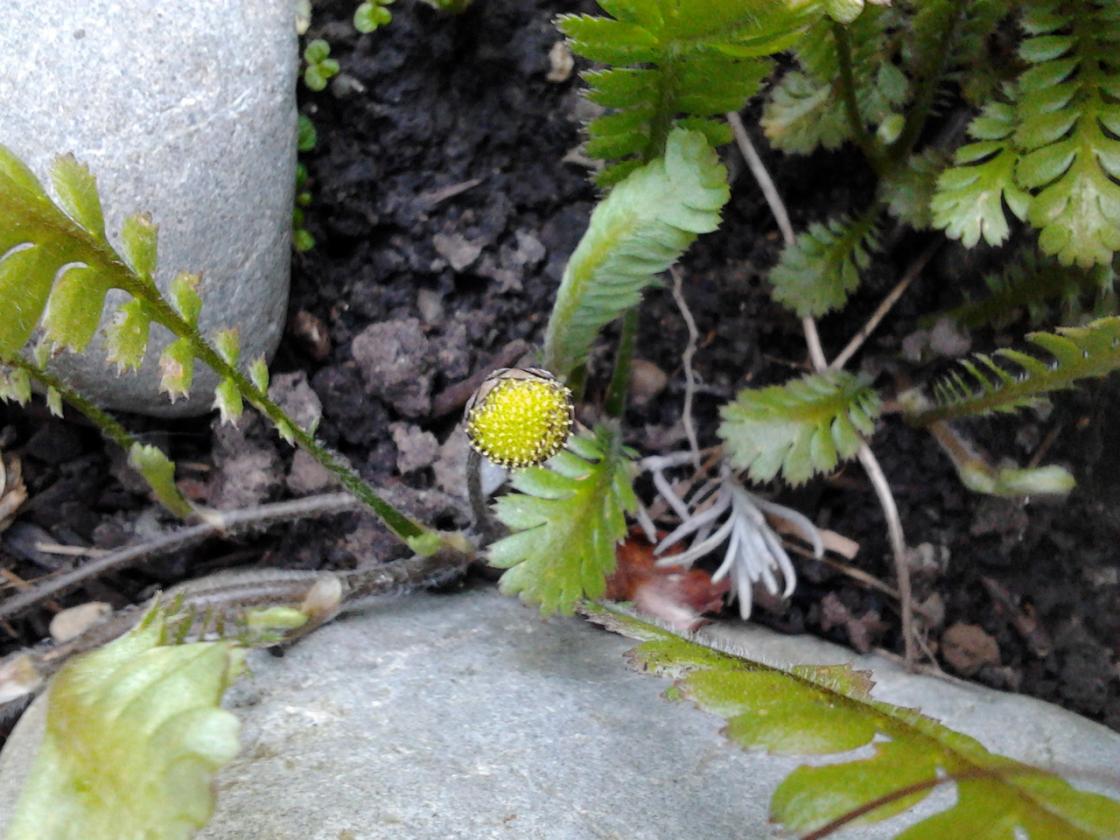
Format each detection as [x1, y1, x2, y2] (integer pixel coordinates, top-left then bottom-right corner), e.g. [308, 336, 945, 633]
[50, 602, 112, 643]
[941, 622, 1001, 676]
[290, 310, 332, 362]
[629, 359, 669, 406]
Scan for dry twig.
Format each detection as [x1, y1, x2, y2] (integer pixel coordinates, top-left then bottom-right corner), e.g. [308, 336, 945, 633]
[730, 108, 919, 667]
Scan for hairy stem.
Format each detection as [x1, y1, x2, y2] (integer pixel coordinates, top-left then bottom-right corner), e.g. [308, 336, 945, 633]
[832, 22, 884, 175]
[138, 294, 434, 546]
[890, 0, 964, 162]
[0, 492, 367, 623]
[466, 448, 500, 545]
[8, 357, 136, 455]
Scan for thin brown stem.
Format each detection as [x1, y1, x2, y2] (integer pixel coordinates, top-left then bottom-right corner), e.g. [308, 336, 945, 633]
[727, 112, 795, 244]
[857, 444, 915, 665]
[0, 493, 365, 623]
[830, 241, 939, 371]
[668, 267, 701, 466]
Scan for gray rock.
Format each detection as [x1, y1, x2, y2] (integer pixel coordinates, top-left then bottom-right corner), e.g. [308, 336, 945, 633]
[207, 416, 283, 509]
[269, 371, 323, 433]
[0, 0, 298, 416]
[351, 319, 433, 418]
[389, 423, 440, 474]
[286, 448, 335, 495]
[3, 590, 1118, 839]
[432, 232, 484, 273]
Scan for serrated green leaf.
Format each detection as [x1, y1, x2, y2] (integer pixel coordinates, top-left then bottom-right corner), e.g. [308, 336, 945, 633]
[760, 71, 850, 154]
[170, 271, 203, 327]
[932, 102, 1030, 248]
[588, 603, 1120, 839]
[213, 378, 243, 426]
[543, 128, 729, 376]
[0, 146, 160, 361]
[41, 265, 111, 353]
[935, 248, 1111, 330]
[1012, 0, 1120, 267]
[45, 386, 63, 417]
[720, 371, 882, 486]
[764, 7, 906, 156]
[0, 245, 54, 356]
[0, 365, 32, 405]
[768, 206, 880, 317]
[128, 442, 194, 518]
[159, 337, 195, 402]
[489, 426, 636, 615]
[908, 316, 1120, 424]
[6, 610, 241, 840]
[120, 213, 158, 283]
[882, 149, 948, 230]
[249, 356, 270, 393]
[105, 298, 152, 373]
[50, 154, 105, 238]
[560, 0, 812, 174]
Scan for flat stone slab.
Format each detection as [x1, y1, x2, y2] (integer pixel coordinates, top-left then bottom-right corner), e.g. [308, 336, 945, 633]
[0, 0, 296, 416]
[3, 587, 1118, 839]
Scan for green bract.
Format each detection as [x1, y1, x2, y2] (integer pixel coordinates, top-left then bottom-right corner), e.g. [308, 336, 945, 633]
[489, 426, 637, 615]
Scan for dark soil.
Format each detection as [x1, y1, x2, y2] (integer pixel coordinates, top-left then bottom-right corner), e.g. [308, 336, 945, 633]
[2, 0, 1118, 737]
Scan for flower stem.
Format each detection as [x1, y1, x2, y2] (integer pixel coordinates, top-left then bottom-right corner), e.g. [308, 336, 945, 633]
[605, 307, 638, 418]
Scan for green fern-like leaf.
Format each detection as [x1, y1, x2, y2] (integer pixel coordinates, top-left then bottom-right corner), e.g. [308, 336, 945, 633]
[934, 1, 1120, 267]
[559, 0, 812, 184]
[763, 7, 908, 155]
[882, 148, 949, 230]
[589, 603, 1120, 839]
[719, 371, 882, 486]
[932, 100, 1031, 248]
[930, 0, 1017, 106]
[909, 316, 1120, 424]
[6, 608, 242, 840]
[768, 205, 881, 317]
[489, 426, 637, 616]
[759, 70, 852, 154]
[937, 248, 1112, 330]
[0, 147, 181, 379]
[1015, 0, 1120, 267]
[542, 128, 728, 377]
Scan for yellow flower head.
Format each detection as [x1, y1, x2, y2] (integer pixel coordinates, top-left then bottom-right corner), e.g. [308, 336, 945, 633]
[465, 368, 574, 468]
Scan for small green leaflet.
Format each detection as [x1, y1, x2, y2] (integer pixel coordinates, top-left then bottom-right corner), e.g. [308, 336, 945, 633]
[587, 603, 1120, 839]
[7, 609, 243, 840]
[768, 206, 881, 318]
[489, 426, 637, 615]
[720, 370, 881, 486]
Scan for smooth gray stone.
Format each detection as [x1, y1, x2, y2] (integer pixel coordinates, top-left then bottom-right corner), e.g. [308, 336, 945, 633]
[3, 588, 1119, 839]
[0, 0, 297, 416]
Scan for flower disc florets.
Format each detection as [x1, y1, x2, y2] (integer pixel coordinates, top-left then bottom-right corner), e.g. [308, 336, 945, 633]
[465, 368, 574, 468]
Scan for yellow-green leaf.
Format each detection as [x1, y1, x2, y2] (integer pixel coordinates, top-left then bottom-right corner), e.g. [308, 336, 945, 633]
[7, 610, 242, 840]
